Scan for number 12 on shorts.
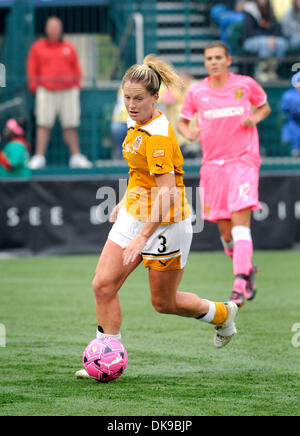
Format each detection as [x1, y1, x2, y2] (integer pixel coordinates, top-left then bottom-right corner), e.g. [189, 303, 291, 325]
[239, 182, 251, 201]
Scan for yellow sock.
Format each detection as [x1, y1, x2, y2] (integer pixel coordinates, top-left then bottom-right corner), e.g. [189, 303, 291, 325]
[210, 302, 229, 325]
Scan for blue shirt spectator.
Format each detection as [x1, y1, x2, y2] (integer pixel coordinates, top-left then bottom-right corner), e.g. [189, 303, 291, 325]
[210, 1, 246, 50]
[281, 74, 300, 157]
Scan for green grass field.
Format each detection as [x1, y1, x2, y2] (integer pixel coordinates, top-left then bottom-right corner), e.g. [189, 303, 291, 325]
[0, 251, 300, 416]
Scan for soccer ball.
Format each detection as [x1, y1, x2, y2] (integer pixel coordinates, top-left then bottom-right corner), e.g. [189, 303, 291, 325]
[82, 337, 128, 382]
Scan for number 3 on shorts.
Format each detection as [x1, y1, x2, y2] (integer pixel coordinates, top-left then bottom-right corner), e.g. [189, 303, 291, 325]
[158, 235, 167, 253]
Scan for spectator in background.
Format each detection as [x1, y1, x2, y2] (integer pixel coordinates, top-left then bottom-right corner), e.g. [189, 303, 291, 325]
[271, 0, 293, 22]
[242, 0, 289, 82]
[210, 2, 246, 49]
[0, 118, 31, 178]
[281, 73, 300, 157]
[26, 16, 92, 169]
[282, 0, 300, 51]
[110, 87, 128, 159]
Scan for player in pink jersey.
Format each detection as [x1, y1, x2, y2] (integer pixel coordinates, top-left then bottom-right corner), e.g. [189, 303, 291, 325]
[178, 41, 271, 308]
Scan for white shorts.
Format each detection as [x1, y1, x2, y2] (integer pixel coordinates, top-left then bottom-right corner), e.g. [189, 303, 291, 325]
[35, 86, 81, 128]
[108, 207, 193, 271]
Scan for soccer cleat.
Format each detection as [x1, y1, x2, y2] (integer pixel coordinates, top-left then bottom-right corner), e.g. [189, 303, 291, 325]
[75, 369, 90, 379]
[245, 264, 258, 301]
[214, 302, 238, 348]
[229, 290, 245, 308]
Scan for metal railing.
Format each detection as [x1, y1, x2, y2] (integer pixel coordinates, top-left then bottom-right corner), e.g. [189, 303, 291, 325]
[109, 12, 144, 80]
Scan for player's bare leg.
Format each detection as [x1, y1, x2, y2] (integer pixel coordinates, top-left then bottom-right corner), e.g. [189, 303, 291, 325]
[148, 269, 238, 347]
[218, 219, 234, 259]
[76, 240, 142, 380]
[149, 268, 208, 317]
[93, 239, 142, 335]
[231, 208, 251, 228]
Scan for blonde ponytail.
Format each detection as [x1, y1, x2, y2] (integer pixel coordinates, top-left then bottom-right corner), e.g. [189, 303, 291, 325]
[122, 54, 183, 95]
[143, 54, 183, 91]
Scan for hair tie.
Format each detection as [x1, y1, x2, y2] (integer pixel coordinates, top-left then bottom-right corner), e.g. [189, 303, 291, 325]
[147, 65, 162, 87]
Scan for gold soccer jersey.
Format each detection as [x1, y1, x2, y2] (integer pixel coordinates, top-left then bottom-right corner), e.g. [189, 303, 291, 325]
[122, 111, 190, 224]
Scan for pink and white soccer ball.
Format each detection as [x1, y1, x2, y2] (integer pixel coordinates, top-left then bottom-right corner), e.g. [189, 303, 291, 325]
[83, 337, 128, 382]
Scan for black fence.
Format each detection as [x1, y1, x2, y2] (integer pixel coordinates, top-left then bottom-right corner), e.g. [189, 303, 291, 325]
[1, 174, 299, 255]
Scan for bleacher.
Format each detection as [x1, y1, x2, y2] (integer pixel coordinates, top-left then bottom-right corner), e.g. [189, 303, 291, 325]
[0, 0, 299, 173]
[155, 0, 218, 78]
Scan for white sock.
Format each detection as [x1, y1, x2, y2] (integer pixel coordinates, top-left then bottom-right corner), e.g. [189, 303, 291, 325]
[96, 330, 122, 341]
[231, 226, 252, 242]
[197, 300, 216, 323]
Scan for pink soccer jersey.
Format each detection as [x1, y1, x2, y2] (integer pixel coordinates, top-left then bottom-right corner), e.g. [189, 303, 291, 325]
[180, 73, 267, 166]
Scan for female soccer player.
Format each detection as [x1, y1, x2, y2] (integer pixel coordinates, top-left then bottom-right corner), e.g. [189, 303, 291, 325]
[178, 41, 271, 308]
[76, 55, 239, 378]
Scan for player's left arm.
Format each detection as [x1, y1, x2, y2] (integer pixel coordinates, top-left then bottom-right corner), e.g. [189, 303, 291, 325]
[242, 78, 271, 128]
[242, 102, 271, 128]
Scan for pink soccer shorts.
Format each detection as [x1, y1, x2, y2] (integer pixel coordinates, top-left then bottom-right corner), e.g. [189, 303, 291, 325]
[199, 159, 261, 222]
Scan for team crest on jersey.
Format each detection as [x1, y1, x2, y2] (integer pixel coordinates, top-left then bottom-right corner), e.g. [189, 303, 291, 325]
[235, 89, 244, 99]
[205, 203, 211, 215]
[132, 135, 143, 151]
